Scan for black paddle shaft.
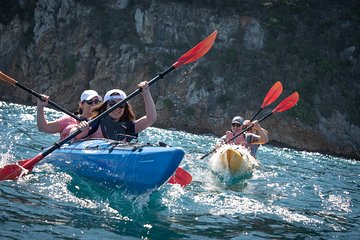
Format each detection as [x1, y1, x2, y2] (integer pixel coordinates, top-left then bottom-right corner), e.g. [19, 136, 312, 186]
[15, 82, 82, 121]
[89, 65, 175, 127]
[250, 107, 263, 122]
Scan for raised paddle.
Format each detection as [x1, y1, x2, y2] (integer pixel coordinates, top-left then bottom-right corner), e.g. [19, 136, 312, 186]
[0, 71, 82, 121]
[252, 91, 299, 122]
[0, 30, 218, 182]
[200, 92, 299, 159]
[251, 81, 283, 121]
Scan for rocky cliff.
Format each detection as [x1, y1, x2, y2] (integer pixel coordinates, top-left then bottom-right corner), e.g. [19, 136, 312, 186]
[0, 0, 359, 159]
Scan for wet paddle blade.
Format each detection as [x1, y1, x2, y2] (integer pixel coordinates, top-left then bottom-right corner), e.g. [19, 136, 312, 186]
[261, 81, 283, 108]
[173, 30, 217, 69]
[168, 167, 192, 187]
[273, 92, 299, 113]
[0, 154, 43, 181]
[0, 159, 34, 180]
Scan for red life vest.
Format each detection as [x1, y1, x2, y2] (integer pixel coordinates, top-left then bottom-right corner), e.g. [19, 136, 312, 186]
[225, 131, 248, 147]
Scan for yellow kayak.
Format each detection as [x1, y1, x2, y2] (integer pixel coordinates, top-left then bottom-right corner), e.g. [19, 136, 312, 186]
[210, 145, 259, 175]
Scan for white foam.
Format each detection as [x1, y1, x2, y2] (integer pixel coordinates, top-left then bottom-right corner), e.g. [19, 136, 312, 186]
[209, 144, 260, 178]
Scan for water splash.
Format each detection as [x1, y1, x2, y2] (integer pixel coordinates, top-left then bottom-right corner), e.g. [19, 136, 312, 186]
[0, 148, 14, 167]
[209, 144, 259, 180]
[179, 61, 199, 84]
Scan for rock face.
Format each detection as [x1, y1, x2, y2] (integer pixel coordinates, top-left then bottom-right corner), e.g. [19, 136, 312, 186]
[0, 0, 359, 159]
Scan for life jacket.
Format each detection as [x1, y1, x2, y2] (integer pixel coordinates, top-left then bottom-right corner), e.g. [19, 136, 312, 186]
[225, 130, 248, 147]
[100, 115, 138, 142]
[245, 134, 257, 157]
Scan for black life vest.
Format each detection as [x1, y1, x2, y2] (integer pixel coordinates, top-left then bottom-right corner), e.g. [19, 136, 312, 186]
[100, 115, 137, 142]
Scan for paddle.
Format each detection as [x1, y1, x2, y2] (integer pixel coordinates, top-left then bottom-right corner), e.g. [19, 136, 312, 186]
[0, 30, 218, 181]
[200, 92, 299, 159]
[250, 81, 283, 121]
[167, 167, 193, 187]
[0, 71, 82, 121]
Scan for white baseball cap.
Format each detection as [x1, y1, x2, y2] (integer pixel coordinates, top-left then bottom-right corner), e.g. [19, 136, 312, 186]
[104, 89, 127, 102]
[80, 90, 102, 102]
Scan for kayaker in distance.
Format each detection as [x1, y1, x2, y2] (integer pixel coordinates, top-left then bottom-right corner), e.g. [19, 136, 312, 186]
[36, 90, 102, 140]
[73, 81, 157, 142]
[217, 116, 269, 157]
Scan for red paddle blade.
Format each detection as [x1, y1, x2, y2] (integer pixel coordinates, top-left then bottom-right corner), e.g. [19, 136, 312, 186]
[0, 154, 43, 181]
[173, 30, 217, 69]
[0, 159, 32, 180]
[273, 92, 299, 113]
[261, 81, 283, 108]
[168, 167, 192, 187]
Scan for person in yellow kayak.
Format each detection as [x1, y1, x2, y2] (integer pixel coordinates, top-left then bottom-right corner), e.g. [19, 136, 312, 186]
[72, 81, 157, 142]
[219, 116, 268, 157]
[36, 90, 102, 140]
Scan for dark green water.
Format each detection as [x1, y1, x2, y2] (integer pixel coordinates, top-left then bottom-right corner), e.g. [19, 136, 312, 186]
[1, 102, 359, 239]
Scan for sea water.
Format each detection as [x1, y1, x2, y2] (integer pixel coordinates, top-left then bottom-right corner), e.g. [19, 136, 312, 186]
[0, 101, 359, 239]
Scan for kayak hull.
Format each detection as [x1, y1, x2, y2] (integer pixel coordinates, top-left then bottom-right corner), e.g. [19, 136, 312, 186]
[211, 145, 259, 175]
[220, 147, 245, 173]
[45, 139, 185, 194]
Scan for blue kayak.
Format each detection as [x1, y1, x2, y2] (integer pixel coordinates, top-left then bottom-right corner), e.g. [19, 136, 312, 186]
[45, 139, 185, 193]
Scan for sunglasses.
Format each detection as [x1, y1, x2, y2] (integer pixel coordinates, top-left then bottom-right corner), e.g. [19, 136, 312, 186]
[83, 99, 100, 105]
[231, 123, 242, 127]
[107, 100, 126, 108]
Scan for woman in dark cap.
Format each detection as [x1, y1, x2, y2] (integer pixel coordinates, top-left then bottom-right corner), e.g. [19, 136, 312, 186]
[218, 116, 268, 156]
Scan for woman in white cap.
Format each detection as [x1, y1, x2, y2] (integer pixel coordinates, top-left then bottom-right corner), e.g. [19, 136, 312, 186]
[36, 90, 102, 140]
[73, 81, 156, 142]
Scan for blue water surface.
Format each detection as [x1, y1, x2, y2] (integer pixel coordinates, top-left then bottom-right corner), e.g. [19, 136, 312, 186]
[1, 101, 359, 239]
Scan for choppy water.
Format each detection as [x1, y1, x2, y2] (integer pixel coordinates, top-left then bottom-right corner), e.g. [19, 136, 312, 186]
[1, 101, 359, 239]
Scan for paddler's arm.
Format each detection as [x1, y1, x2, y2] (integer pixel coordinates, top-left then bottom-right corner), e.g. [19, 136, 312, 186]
[250, 121, 269, 145]
[134, 81, 157, 133]
[36, 95, 63, 134]
[69, 121, 90, 140]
